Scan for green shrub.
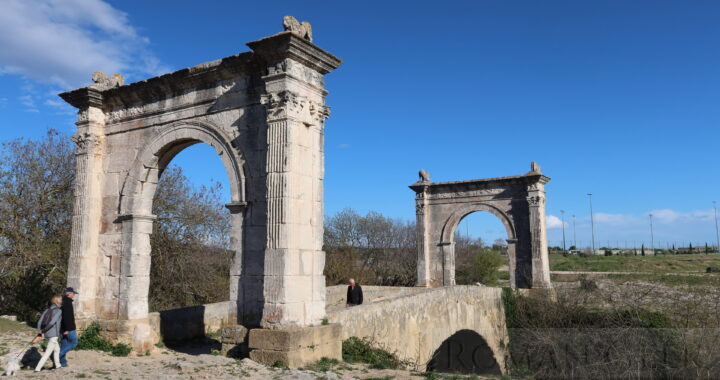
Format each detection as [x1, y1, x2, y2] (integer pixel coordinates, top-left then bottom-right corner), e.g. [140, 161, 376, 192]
[310, 357, 340, 372]
[456, 248, 504, 285]
[342, 337, 402, 369]
[76, 323, 131, 357]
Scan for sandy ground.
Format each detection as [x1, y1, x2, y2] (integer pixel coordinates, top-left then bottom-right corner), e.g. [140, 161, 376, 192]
[1, 322, 484, 380]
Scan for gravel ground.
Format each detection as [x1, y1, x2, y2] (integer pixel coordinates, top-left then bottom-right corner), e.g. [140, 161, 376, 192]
[1, 321, 485, 380]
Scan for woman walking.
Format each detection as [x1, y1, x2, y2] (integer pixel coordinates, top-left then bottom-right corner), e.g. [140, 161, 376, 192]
[34, 295, 63, 372]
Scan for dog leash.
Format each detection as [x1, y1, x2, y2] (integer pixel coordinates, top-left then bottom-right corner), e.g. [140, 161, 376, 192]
[13, 337, 38, 359]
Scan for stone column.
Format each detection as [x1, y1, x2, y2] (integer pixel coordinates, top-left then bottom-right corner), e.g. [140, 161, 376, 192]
[440, 242, 456, 286]
[414, 186, 431, 287]
[505, 238, 518, 288]
[226, 202, 247, 324]
[66, 88, 106, 319]
[526, 182, 552, 288]
[117, 214, 156, 320]
[248, 32, 341, 328]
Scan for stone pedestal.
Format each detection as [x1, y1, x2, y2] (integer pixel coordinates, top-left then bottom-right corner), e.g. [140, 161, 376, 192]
[248, 324, 342, 368]
[220, 325, 249, 358]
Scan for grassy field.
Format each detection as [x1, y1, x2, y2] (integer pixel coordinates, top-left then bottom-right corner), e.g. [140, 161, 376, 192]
[550, 253, 720, 273]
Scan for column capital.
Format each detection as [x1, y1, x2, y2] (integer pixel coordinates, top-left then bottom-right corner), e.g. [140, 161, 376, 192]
[225, 202, 248, 213]
[526, 195, 546, 207]
[116, 214, 157, 223]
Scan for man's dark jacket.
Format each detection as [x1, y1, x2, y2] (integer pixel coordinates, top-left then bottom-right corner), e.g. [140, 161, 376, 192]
[61, 296, 76, 332]
[346, 284, 363, 305]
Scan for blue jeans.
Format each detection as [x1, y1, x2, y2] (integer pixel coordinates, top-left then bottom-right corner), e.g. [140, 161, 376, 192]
[59, 330, 78, 366]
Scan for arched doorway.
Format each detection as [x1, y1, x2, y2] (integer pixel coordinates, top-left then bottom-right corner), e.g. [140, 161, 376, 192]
[452, 211, 512, 285]
[117, 122, 248, 324]
[410, 163, 552, 289]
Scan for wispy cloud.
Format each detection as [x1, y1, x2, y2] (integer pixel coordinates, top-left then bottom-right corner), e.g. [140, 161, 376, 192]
[589, 209, 714, 226]
[0, 0, 169, 90]
[546, 214, 567, 229]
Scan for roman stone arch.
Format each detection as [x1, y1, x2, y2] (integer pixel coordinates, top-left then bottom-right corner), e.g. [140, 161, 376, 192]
[119, 120, 247, 216]
[410, 163, 552, 288]
[59, 26, 342, 349]
[113, 120, 247, 322]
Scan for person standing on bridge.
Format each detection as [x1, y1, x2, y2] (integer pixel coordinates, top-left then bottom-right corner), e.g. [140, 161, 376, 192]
[346, 278, 363, 307]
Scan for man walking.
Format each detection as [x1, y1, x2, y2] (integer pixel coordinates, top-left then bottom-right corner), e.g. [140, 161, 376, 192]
[59, 287, 78, 367]
[345, 278, 363, 307]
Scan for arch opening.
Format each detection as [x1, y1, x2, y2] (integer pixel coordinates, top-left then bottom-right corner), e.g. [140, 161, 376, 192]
[452, 211, 510, 286]
[117, 123, 248, 335]
[148, 142, 234, 352]
[427, 329, 502, 375]
[149, 143, 232, 312]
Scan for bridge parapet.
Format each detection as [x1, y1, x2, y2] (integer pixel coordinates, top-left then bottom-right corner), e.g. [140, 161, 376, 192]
[326, 285, 509, 374]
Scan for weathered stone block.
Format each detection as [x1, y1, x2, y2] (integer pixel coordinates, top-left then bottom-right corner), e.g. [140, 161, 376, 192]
[220, 325, 249, 344]
[249, 340, 341, 367]
[248, 324, 342, 367]
[248, 323, 341, 351]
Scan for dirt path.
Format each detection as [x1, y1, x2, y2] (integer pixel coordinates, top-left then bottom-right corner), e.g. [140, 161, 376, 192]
[1, 321, 484, 380]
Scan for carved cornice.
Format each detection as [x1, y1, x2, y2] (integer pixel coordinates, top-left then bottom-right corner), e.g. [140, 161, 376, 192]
[247, 32, 342, 75]
[409, 172, 551, 195]
[59, 87, 103, 110]
[58, 33, 341, 115]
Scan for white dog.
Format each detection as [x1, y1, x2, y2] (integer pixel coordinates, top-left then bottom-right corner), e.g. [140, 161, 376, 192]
[2, 353, 21, 376]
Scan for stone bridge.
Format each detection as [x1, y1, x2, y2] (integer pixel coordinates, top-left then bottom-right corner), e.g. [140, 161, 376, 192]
[155, 285, 509, 375]
[328, 285, 509, 374]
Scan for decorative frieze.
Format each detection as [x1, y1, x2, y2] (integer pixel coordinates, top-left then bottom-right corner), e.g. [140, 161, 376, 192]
[526, 195, 545, 206]
[72, 132, 105, 155]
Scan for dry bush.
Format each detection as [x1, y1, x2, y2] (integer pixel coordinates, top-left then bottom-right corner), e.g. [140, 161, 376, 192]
[0, 130, 74, 321]
[324, 208, 416, 286]
[503, 285, 720, 378]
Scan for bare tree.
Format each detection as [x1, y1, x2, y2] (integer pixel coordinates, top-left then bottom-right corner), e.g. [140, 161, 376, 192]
[0, 130, 74, 320]
[324, 208, 417, 286]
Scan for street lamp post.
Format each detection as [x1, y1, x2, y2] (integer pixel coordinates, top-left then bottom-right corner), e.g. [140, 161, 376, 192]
[649, 213, 655, 256]
[572, 214, 577, 250]
[588, 194, 596, 255]
[560, 210, 566, 252]
[714, 201, 719, 254]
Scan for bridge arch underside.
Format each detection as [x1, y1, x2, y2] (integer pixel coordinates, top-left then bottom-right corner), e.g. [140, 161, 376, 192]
[411, 173, 551, 289]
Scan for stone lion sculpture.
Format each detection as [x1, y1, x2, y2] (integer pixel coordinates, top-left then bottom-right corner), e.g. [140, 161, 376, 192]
[283, 16, 313, 42]
[419, 169, 431, 182]
[91, 72, 124, 89]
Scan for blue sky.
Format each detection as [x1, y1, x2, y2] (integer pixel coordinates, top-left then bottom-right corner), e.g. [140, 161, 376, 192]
[0, 0, 718, 248]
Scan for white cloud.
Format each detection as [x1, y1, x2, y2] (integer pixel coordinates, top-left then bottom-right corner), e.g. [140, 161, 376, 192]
[649, 209, 713, 224]
[546, 215, 567, 229]
[0, 0, 168, 89]
[593, 212, 638, 226]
